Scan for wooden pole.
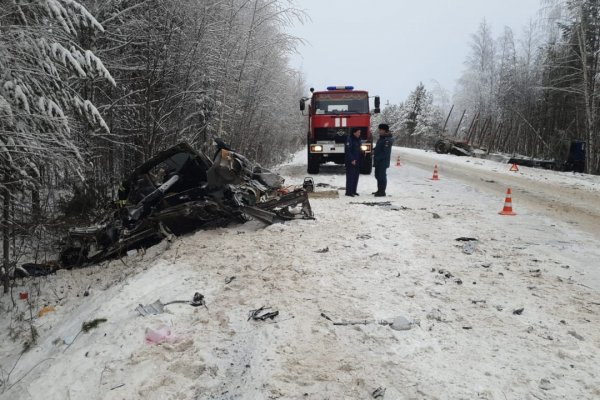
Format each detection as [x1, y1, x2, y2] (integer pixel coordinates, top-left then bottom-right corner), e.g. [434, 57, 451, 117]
[466, 111, 480, 144]
[442, 104, 454, 133]
[453, 110, 467, 137]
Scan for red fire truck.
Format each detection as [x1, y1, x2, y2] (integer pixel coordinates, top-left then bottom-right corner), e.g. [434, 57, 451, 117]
[300, 86, 380, 174]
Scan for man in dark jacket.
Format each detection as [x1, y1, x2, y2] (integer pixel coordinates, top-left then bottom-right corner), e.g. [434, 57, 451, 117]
[372, 124, 394, 197]
[345, 128, 362, 197]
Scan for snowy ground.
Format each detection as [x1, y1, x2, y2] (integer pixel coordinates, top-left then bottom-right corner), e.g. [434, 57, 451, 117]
[1, 147, 599, 400]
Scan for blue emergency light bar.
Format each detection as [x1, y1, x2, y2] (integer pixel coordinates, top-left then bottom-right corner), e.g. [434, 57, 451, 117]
[327, 86, 354, 91]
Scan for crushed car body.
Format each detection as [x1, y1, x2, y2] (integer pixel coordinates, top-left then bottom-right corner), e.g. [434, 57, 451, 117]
[58, 142, 313, 268]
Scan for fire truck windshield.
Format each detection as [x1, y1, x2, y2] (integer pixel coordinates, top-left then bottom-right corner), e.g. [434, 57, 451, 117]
[313, 93, 369, 115]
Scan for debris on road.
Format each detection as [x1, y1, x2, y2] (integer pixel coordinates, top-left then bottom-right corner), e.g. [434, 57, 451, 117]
[37, 305, 56, 318]
[462, 241, 478, 255]
[539, 378, 555, 391]
[351, 201, 411, 211]
[568, 331, 584, 341]
[82, 318, 107, 333]
[136, 301, 166, 316]
[248, 306, 279, 321]
[315, 247, 329, 253]
[136, 292, 206, 316]
[320, 313, 333, 322]
[329, 314, 413, 331]
[352, 201, 392, 207]
[390, 316, 412, 331]
[145, 325, 174, 345]
[333, 320, 371, 326]
[454, 238, 479, 254]
[372, 386, 386, 398]
[191, 292, 205, 307]
[225, 276, 236, 285]
[513, 308, 525, 315]
[303, 177, 314, 192]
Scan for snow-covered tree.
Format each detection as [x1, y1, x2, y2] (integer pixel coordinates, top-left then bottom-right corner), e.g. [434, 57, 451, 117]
[1, 0, 115, 292]
[80, 0, 306, 171]
[386, 83, 444, 148]
[371, 102, 403, 135]
[0, 0, 115, 190]
[455, 19, 497, 119]
[393, 82, 428, 135]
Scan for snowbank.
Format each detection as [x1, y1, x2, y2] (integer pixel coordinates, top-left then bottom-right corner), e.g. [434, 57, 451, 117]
[1, 150, 599, 399]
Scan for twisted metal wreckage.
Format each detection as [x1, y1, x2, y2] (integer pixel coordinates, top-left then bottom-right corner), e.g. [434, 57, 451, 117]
[18, 142, 314, 276]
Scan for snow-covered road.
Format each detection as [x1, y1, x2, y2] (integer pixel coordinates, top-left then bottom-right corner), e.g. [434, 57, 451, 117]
[1, 148, 599, 400]
[398, 148, 600, 237]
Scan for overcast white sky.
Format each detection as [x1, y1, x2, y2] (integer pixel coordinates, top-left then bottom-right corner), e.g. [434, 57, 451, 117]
[288, 0, 542, 105]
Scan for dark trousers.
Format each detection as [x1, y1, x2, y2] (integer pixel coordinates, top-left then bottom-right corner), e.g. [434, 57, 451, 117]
[375, 166, 387, 193]
[345, 164, 360, 195]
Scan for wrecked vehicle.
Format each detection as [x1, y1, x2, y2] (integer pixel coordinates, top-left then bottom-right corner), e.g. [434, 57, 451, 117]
[434, 137, 473, 156]
[58, 142, 313, 267]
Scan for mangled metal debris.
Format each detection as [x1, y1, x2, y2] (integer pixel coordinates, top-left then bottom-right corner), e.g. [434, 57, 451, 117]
[136, 292, 206, 316]
[58, 142, 313, 268]
[248, 306, 279, 321]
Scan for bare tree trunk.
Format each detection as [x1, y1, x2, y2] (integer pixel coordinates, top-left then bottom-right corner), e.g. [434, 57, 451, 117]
[576, 7, 596, 174]
[32, 187, 40, 222]
[3, 186, 10, 294]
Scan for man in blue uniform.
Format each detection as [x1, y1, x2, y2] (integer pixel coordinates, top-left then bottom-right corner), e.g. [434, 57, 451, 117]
[372, 124, 394, 197]
[345, 128, 362, 197]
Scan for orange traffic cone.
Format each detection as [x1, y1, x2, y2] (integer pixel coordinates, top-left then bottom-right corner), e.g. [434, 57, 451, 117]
[431, 164, 440, 180]
[510, 163, 519, 172]
[499, 188, 517, 216]
[396, 155, 401, 167]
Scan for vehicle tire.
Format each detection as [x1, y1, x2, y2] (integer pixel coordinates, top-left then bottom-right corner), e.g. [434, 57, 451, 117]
[434, 140, 449, 154]
[360, 154, 372, 175]
[307, 154, 320, 174]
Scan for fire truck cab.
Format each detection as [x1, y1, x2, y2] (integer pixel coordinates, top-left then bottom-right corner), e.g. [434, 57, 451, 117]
[300, 86, 380, 175]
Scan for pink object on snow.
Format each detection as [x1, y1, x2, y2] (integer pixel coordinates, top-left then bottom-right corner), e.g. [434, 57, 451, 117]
[144, 325, 173, 345]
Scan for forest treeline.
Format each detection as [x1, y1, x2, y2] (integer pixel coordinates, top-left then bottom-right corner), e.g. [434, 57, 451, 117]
[0, 0, 305, 290]
[377, 0, 600, 175]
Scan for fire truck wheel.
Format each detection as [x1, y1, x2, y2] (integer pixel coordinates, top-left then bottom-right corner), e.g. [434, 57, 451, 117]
[360, 154, 372, 175]
[307, 154, 320, 174]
